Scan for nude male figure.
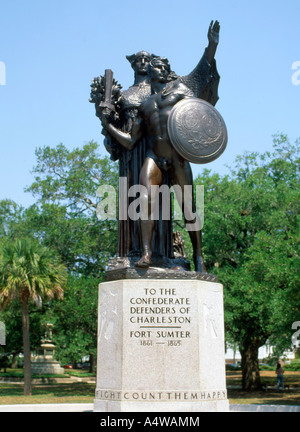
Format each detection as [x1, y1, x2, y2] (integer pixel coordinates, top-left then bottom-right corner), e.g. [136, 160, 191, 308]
[101, 21, 220, 273]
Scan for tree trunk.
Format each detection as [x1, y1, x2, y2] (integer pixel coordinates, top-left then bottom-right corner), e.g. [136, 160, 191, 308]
[21, 294, 32, 396]
[89, 353, 95, 373]
[11, 351, 20, 369]
[240, 340, 262, 391]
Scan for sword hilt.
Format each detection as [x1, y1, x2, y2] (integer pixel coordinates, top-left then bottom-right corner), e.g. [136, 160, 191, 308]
[99, 69, 116, 112]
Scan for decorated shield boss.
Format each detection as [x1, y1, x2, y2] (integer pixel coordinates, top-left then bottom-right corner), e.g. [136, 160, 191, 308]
[167, 98, 227, 164]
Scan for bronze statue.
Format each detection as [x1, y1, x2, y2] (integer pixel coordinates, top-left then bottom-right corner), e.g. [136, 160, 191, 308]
[91, 21, 227, 274]
[91, 51, 174, 263]
[99, 21, 225, 273]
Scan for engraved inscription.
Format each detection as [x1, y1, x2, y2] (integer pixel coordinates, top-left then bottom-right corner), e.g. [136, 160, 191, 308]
[175, 102, 223, 152]
[95, 389, 227, 401]
[129, 287, 192, 346]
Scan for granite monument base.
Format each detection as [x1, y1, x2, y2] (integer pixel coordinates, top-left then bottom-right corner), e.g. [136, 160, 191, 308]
[31, 359, 65, 375]
[94, 278, 229, 412]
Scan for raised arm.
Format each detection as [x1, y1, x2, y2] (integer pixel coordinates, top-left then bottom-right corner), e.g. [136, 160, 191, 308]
[180, 20, 220, 104]
[206, 20, 220, 65]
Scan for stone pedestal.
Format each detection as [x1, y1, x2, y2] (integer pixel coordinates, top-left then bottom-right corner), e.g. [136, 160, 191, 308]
[31, 359, 65, 375]
[31, 323, 64, 375]
[31, 351, 65, 375]
[94, 278, 229, 412]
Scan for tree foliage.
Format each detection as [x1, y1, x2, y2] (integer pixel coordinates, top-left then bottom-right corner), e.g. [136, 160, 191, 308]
[0, 141, 117, 369]
[0, 238, 67, 394]
[195, 134, 300, 389]
[46, 275, 100, 370]
[1, 135, 299, 390]
[25, 141, 119, 276]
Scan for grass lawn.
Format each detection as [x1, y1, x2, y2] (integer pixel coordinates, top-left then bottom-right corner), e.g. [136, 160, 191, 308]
[0, 383, 95, 405]
[227, 371, 300, 406]
[0, 368, 95, 379]
[0, 370, 299, 406]
[0, 368, 96, 405]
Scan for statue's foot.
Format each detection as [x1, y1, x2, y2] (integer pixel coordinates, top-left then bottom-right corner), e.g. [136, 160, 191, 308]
[135, 253, 152, 269]
[194, 255, 207, 273]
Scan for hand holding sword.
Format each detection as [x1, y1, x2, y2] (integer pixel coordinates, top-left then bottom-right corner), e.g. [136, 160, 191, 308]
[89, 69, 121, 123]
[99, 69, 116, 117]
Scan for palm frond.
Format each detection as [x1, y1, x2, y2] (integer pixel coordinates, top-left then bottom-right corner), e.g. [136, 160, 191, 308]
[0, 238, 67, 306]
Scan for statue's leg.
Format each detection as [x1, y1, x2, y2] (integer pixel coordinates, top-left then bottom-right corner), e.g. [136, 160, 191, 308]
[135, 157, 163, 268]
[170, 158, 206, 273]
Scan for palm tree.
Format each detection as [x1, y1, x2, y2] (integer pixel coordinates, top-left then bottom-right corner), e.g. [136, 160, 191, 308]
[0, 238, 67, 395]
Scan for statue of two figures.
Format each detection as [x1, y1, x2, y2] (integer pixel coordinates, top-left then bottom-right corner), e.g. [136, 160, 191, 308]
[90, 21, 227, 276]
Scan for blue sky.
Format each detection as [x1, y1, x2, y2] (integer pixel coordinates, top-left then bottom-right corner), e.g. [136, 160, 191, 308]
[0, 0, 299, 208]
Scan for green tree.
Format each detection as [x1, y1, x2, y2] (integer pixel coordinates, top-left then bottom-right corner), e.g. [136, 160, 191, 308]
[0, 300, 43, 367]
[0, 200, 25, 239]
[46, 275, 100, 372]
[0, 239, 67, 395]
[0, 142, 119, 373]
[25, 141, 118, 276]
[195, 134, 300, 390]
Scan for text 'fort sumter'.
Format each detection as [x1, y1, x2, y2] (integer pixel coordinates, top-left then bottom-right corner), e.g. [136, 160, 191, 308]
[129, 287, 192, 346]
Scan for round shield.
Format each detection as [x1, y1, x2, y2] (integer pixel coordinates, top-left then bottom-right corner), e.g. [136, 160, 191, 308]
[167, 98, 228, 164]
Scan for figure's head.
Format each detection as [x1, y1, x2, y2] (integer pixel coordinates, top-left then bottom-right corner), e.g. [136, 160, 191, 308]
[148, 57, 171, 83]
[126, 51, 152, 76]
[148, 57, 178, 84]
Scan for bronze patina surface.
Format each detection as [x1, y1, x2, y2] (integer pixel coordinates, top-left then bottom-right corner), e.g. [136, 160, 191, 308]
[167, 98, 227, 164]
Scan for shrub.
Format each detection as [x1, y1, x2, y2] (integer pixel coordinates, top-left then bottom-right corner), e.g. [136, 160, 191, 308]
[226, 364, 241, 371]
[284, 360, 300, 371]
[259, 364, 274, 371]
